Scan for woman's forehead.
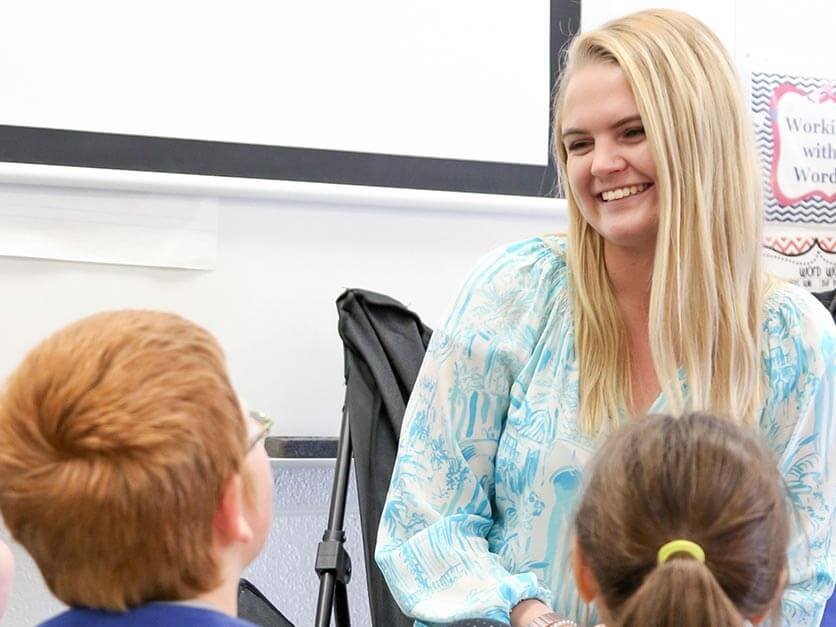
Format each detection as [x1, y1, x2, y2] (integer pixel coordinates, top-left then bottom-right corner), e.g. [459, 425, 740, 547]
[561, 63, 640, 130]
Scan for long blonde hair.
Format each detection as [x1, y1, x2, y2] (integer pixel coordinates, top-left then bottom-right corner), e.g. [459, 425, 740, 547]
[552, 9, 766, 432]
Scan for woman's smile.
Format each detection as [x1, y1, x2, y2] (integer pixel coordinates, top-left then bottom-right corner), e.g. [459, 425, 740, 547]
[597, 182, 654, 204]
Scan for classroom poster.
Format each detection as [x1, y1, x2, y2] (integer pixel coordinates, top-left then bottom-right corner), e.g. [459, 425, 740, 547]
[751, 71, 835, 292]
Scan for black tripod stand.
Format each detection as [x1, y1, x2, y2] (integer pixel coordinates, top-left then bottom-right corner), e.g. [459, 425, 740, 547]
[314, 404, 353, 627]
[315, 288, 432, 627]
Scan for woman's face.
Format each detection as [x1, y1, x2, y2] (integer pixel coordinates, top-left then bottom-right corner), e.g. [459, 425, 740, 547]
[560, 62, 658, 251]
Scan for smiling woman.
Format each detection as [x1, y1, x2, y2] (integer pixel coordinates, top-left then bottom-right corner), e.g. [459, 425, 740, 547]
[374, 8, 834, 627]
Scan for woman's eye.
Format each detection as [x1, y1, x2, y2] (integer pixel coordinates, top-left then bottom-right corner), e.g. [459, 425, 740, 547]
[624, 126, 645, 139]
[567, 140, 591, 152]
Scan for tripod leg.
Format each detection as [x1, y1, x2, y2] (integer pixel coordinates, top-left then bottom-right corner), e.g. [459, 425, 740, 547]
[315, 572, 336, 627]
[335, 580, 351, 627]
[314, 405, 353, 627]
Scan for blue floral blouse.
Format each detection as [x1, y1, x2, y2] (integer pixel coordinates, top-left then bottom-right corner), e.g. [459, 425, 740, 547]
[375, 235, 835, 626]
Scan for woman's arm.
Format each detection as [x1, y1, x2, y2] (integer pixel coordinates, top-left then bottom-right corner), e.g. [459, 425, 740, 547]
[375, 238, 565, 625]
[761, 289, 835, 626]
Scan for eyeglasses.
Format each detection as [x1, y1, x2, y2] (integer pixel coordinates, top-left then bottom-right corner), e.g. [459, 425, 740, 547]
[246, 410, 273, 453]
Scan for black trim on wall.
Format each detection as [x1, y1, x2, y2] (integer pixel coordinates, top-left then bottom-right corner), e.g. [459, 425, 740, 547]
[265, 436, 338, 459]
[0, 3, 580, 197]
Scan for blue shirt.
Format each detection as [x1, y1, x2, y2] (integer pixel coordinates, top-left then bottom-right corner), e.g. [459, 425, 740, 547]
[41, 603, 257, 627]
[376, 235, 835, 626]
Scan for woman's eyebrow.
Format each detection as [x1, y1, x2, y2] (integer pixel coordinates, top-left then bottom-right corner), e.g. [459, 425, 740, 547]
[561, 127, 587, 138]
[561, 114, 643, 138]
[612, 114, 643, 128]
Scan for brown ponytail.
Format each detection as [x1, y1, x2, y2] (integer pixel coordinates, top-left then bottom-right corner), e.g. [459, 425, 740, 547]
[575, 413, 788, 626]
[616, 557, 744, 627]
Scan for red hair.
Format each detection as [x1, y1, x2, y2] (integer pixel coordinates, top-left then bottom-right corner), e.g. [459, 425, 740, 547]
[0, 310, 246, 610]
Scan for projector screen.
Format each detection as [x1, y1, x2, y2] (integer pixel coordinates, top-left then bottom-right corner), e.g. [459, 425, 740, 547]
[0, 1, 579, 196]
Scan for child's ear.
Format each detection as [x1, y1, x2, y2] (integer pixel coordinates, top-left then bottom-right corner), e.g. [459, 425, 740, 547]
[213, 473, 254, 545]
[750, 568, 788, 625]
[571, 537, 598, 604]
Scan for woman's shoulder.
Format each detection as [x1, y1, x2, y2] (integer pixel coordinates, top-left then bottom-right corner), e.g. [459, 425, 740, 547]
[511, 232, 569, 261]
[464, 234, 568, 289]
[761, 280, 834, 400]
[762, 280, 835, 351]
[457, 234, 568, 300]
[443, 234, 571, 333]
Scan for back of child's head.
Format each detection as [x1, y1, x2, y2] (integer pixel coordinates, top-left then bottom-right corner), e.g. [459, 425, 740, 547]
[0, 310, 247, 610]
[575, 412, 789, 626]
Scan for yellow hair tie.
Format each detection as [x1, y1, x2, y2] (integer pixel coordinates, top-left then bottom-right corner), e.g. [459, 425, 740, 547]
[657, 539, 705, 564]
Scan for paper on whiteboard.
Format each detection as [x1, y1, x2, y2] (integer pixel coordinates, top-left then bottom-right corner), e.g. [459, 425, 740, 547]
[0, 184, 218, 269]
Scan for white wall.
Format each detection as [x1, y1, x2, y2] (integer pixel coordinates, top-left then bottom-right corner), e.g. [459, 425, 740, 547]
[0, 171, 561, 624]
[0, 168, 562, 438]
[582, 1, 835, 83]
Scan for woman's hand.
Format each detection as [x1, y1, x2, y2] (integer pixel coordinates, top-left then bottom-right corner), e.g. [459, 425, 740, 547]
[509, 599, 553, 627]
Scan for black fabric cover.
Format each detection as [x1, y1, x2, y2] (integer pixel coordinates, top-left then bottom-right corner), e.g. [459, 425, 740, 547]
[336, 289, 433, 627]
[237, 578, 295, 627]
[812, 288, 836, 322]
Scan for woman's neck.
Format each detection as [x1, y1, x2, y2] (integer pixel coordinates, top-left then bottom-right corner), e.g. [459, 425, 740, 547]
[605, 242, 660, 416]
[604, 242, 654, 324]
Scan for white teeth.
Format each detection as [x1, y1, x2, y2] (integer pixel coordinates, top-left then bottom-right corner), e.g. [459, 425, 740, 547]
[601, 183, 649, 201]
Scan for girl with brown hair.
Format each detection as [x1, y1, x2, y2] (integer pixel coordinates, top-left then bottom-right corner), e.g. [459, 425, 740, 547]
[573, 413, 789, 626]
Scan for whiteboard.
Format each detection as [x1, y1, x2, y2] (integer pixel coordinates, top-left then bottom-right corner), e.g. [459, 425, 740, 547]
[0, 1, 579, 196]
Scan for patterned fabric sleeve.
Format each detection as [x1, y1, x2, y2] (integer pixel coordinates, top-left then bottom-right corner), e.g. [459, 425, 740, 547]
[375, 237, 566, 626]
[760, 285, 835, 626]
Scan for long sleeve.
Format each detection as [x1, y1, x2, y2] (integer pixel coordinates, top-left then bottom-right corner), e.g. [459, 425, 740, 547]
[760, 286, 835, 626]
[375, 238, 567, 625]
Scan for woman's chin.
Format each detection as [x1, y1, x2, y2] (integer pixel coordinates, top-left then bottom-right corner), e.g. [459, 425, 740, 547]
[595, 220, 659, 251]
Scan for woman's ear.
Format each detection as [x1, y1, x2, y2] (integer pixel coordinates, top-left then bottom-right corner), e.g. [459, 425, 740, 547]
[571, 537, 598, 604]
[213, 473, 254, 546]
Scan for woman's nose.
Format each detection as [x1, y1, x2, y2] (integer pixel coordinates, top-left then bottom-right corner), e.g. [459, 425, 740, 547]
[590, 141, 627, 177]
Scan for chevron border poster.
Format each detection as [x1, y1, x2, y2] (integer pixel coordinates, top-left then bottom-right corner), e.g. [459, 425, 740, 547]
[762, 236, 835, 291]
[752, 72, 834, 223]
[751, 71, 835, 292]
